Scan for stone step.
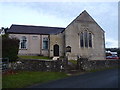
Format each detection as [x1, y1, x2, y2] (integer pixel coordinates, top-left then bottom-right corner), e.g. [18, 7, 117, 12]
[52, 57, 59, 60]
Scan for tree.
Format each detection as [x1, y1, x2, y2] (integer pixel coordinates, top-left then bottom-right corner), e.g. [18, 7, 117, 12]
[1, 27, 8, 34]
[2, 34, 20, 62]
[117, 49, 120, 57]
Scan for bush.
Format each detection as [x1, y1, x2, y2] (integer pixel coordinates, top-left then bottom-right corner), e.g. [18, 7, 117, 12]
[117, 50, 120, 57]
[2, 34, 20, 62]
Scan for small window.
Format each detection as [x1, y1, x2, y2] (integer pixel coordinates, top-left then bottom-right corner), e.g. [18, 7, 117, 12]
[20, 36, 27, 49]
[32, 36, 38, 40]
[43, 37, 48, 49]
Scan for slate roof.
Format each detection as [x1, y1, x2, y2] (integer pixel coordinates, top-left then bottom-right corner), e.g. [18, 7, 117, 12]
[7, 24, 65, 35]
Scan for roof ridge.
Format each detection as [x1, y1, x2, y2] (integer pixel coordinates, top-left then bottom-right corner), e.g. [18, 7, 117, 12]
[12, 24, 65, 29]
[8, 24, 65, 35]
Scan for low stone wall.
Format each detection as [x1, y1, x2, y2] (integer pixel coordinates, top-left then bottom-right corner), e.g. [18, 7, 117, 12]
[9, 59, 66, 72]
[77, 58, 119, 71]
[8, 58, 119, 72]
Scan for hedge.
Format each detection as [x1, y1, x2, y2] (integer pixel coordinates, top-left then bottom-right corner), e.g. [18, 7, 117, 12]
[2, 34, 20, 62]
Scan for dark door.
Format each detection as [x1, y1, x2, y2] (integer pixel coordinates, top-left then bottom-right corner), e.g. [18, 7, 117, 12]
[54, 44, 59, 56]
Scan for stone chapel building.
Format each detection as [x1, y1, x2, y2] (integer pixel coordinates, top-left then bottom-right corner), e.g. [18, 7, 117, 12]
[7, 10, 106, 60]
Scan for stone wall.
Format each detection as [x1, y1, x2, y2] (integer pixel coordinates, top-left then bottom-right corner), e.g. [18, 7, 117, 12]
[77, 58, 119, 71]
[7, 58, 119, 72]
[65, 11, 106, 60]
[49, 33, 65, 57]
[9, 59, 67, 72]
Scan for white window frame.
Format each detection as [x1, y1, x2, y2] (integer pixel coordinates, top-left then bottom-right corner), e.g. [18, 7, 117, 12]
[19, 36, 28, 49]
[42, 37, 49, 50]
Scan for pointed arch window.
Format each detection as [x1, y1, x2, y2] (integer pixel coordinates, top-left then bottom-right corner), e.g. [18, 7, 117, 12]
[89, 33, 92, 47]
[80, 31, 93, 48]
[84, 31, 88, 47]
[80, 32, 84, 47]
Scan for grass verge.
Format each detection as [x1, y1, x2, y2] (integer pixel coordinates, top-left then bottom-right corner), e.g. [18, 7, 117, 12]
[2, 71, 68, 88]
[18, 55, 51, 60]
[69, 60, 77, 65]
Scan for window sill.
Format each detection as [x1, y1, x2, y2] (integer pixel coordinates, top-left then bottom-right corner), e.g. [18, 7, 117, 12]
[19, 49, 27, 50]
[42, 49, 49, 50]
[80, 47, 92, 48]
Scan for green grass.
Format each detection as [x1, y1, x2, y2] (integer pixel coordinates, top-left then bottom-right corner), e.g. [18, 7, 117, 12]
[69, 60, 77, 65]
[2, 71, 68, 88]
[18, 55, 51, 60]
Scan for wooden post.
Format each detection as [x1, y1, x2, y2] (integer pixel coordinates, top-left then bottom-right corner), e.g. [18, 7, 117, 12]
[76, 56, 80, 70]
[64, 56, 68, 72]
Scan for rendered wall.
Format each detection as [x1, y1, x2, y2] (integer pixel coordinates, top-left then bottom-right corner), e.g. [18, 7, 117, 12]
[9, 34, 49, 56]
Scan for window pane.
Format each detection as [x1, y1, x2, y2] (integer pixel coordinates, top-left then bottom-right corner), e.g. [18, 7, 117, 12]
[43, 37, 48, 49]
[43, 41, 48, 49]
[80, 33, 84, 47]
[21, 42, 24, 48]
[89, 33, 92, 47]
[32, 36, 38, 40]
[20, 36, 27, 49]
[84, 31, 88, 47]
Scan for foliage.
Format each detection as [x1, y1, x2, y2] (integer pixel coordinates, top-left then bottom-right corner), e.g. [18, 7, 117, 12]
[2, 71, 68, 88]
[106, 48, 119, 52]
[117, 50, 120, 57]
[106, 52, 112, 56]
[2, 34, 20, 62]
[106, 48, 120, 57]
[18, 55, 51, 60]
[1, 27, 9, 34]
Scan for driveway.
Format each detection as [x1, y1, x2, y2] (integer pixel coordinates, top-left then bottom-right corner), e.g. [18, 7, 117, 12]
[27, 68, 119, 88]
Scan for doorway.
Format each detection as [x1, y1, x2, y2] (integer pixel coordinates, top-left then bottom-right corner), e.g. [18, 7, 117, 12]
[54, 44, 59, 56]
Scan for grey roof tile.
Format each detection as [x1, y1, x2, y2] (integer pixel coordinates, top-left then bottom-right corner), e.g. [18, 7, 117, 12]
[7, 24, 65, 35]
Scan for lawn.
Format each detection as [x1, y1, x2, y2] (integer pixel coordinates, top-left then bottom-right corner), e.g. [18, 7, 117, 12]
[18, 55, 51, 60]
[2, 71, 68, 88]
[69, 60, 77, 65]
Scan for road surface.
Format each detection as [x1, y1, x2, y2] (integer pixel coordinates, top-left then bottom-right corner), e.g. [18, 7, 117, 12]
[28, 68, 119, 88]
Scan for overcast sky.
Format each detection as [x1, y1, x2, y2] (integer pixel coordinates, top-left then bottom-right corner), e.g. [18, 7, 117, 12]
[0, 1, 118, 48]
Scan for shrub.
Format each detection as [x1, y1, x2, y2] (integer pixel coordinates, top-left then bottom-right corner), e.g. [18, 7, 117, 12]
[117, 50, 120, 57]
[2, 34, 20, 62]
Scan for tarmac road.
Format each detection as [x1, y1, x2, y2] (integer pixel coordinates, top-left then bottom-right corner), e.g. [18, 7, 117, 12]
[28, 68, 119, 88]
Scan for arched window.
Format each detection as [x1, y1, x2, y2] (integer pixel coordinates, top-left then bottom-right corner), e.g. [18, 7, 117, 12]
[89, 33, 92, 47]
[84, 31, 88, 47]
[80, 31, 93, 48]
[20, 36, 27, 49]
[80, 32, 84, 47]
